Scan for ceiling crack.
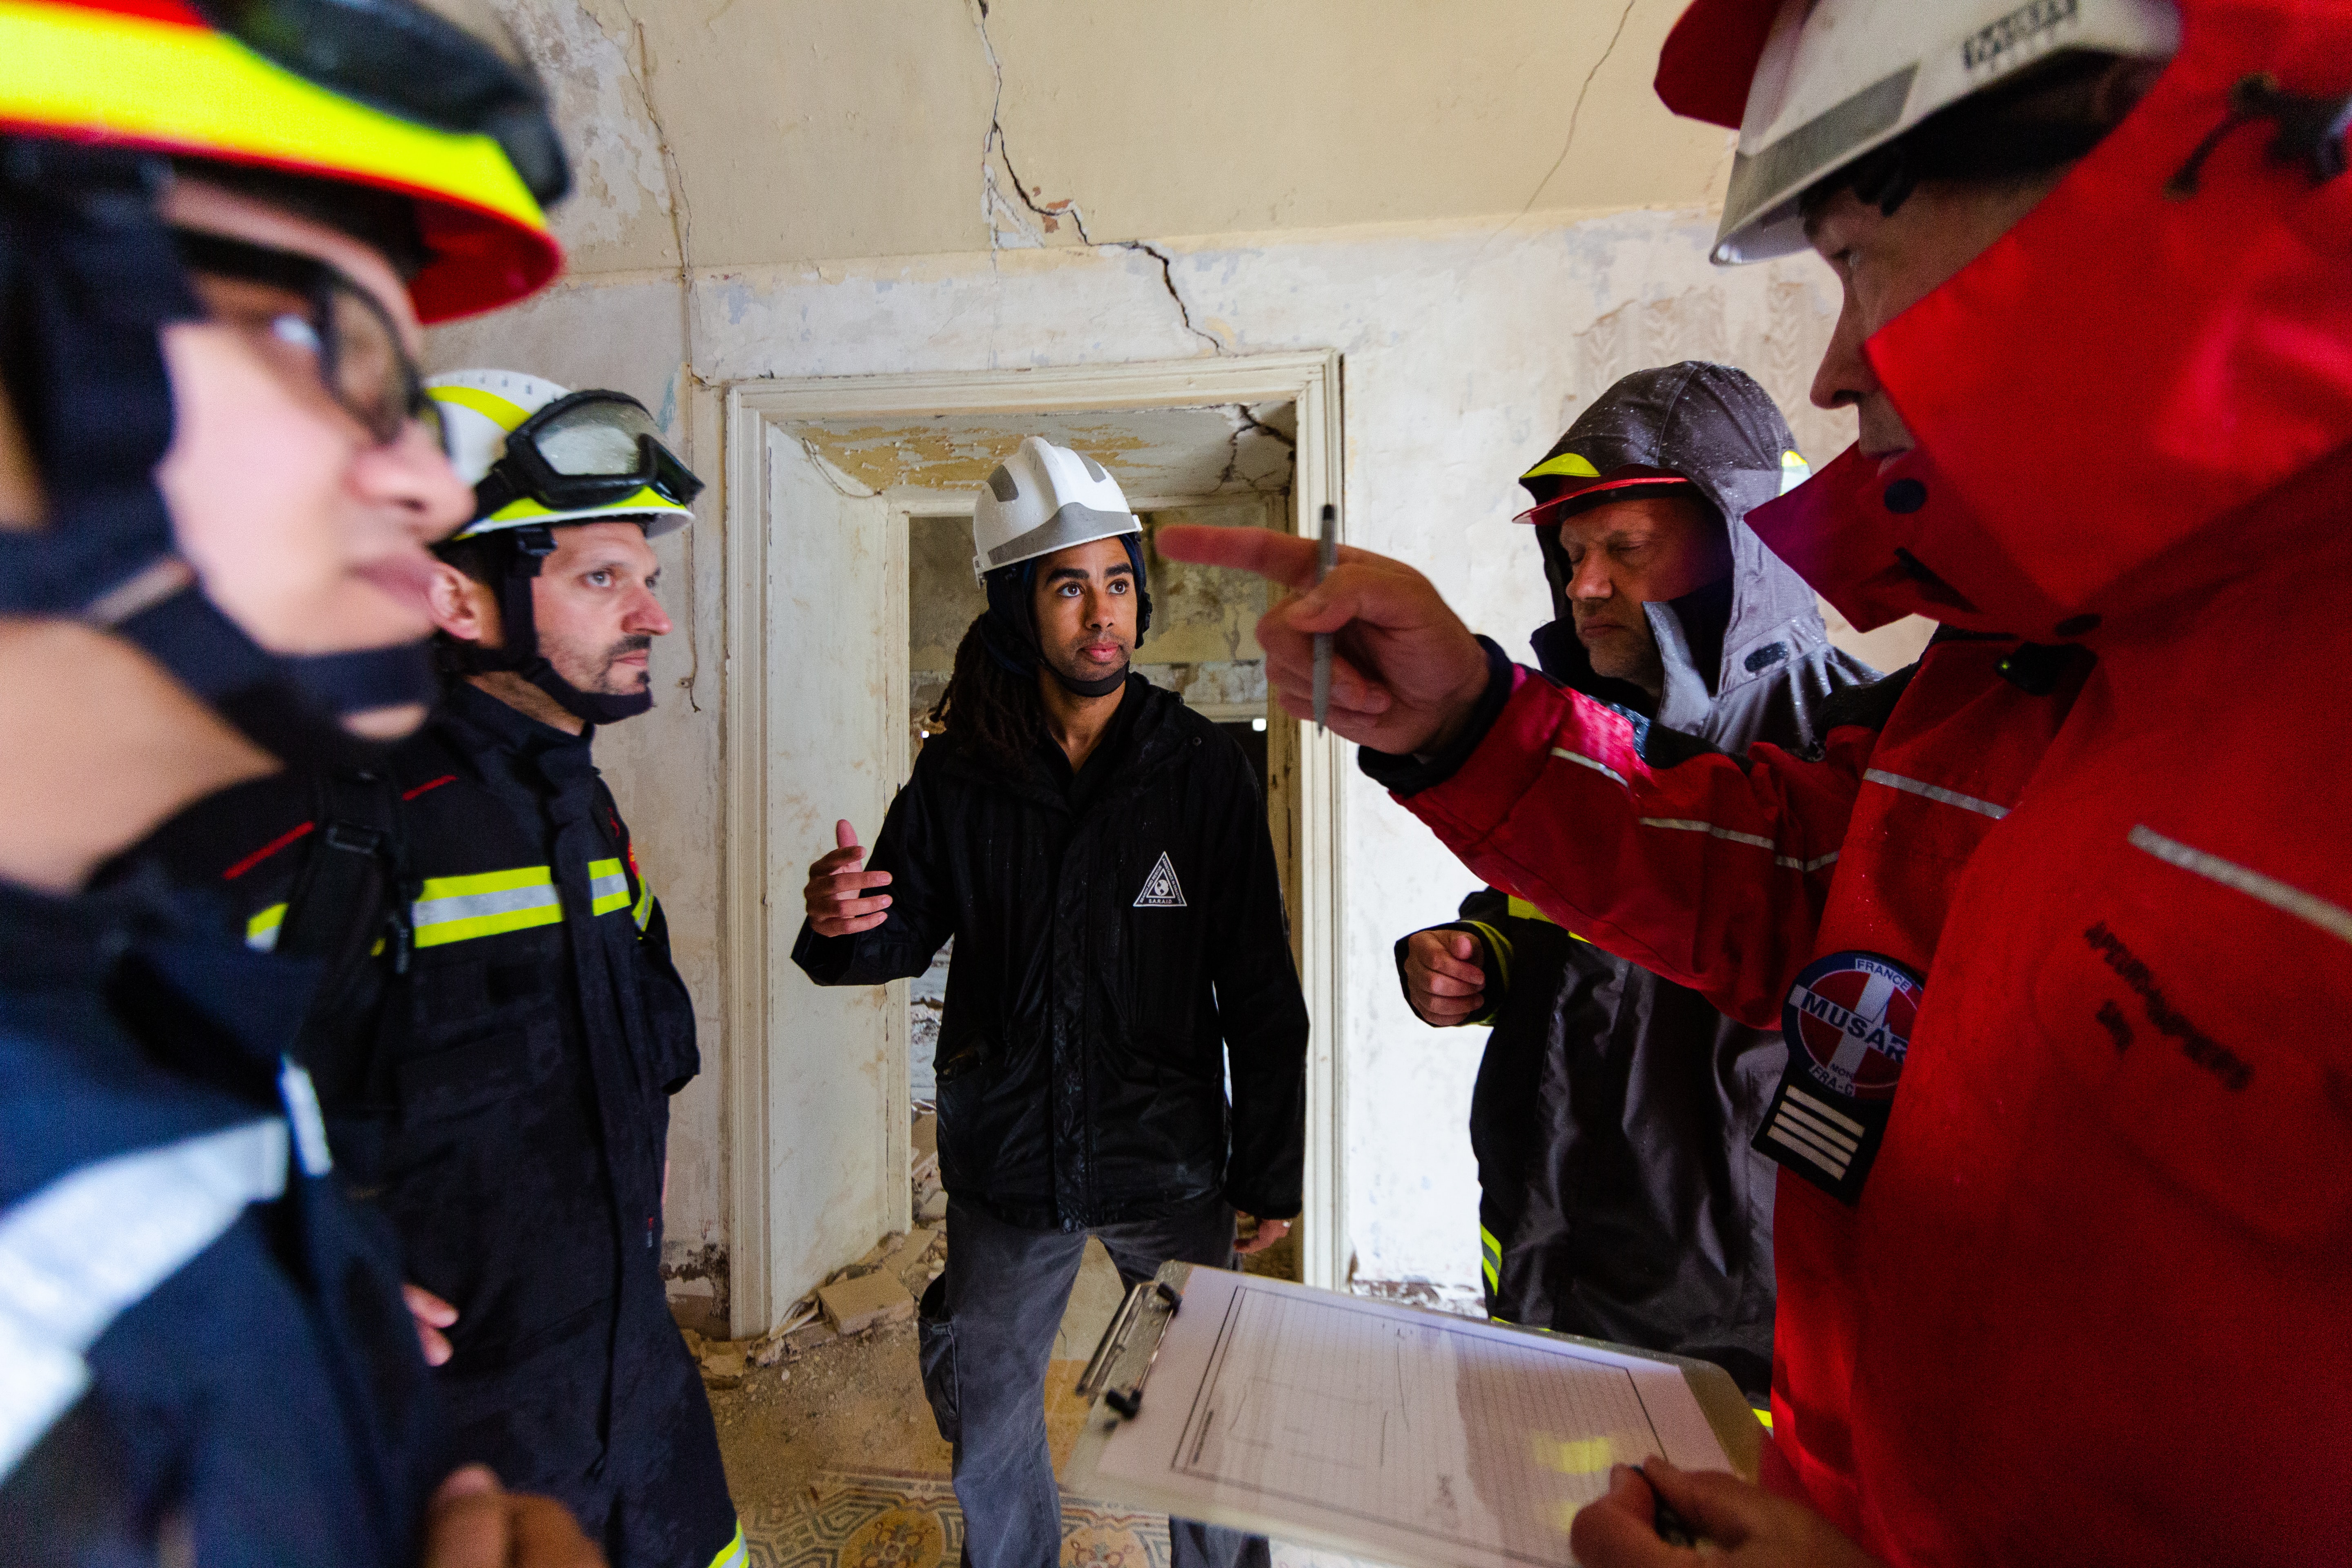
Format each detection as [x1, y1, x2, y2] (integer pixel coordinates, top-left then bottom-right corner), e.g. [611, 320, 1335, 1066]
[970, 0, 1222, 355]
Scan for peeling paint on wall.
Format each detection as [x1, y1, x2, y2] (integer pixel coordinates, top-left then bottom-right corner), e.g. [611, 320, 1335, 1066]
[497, 0, 674, 255]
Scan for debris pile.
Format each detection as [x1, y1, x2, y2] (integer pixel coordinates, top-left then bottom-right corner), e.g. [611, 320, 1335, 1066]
[680, 1221, 946, 1390]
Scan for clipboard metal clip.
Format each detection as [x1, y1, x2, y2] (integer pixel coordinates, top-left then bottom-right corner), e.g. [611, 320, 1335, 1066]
[1077, 1278, 1182, 1420]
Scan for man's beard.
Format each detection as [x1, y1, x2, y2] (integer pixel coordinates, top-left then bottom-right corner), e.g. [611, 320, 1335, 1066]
[1042, 631, 1132, 688]
[559, 633, 655, 697]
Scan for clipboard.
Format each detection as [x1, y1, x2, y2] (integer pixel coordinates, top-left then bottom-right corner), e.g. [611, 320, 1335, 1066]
[1065, 1263, 1760, 1568]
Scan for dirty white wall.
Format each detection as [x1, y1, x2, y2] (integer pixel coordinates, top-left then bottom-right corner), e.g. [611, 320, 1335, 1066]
[429, 0, 1868, 1302]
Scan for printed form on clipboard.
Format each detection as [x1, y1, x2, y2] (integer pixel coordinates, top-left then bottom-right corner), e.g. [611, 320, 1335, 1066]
[1064, 1264, 1760, 1568]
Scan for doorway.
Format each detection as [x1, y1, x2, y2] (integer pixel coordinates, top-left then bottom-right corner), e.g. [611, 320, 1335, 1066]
[722, 356, 1345, 1336]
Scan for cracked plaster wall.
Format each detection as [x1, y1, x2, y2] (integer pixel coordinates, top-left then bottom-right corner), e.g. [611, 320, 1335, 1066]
[429, 211, 1858, 1297]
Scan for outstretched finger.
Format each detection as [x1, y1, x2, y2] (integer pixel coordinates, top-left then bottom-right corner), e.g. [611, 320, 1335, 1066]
[822, 869, 894, 893]
[834, 819, 860, 851]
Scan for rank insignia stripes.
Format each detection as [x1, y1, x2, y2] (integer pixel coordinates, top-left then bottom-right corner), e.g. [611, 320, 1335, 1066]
[588, 857, 631, 918]
[410, 866, 562, 949]
[245, 902, 287, 953]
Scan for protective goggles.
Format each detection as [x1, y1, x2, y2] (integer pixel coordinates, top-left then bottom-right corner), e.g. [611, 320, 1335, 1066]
[172, 228, 440, 451]
[189, 0, 570, 205]
[472, 390, 705, 518]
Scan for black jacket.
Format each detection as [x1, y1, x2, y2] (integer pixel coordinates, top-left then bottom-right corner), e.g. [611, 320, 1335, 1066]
[131, 682, 734, 1568]
[1395, 362, 1875, 1399]
[794, 675, 1308, 1231]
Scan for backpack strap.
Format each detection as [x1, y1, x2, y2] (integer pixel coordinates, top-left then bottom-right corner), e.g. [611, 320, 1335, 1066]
[274, 770, 408, 1107]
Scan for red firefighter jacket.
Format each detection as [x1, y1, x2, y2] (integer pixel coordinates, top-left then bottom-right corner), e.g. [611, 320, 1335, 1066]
[1380, 1, 2352, 1561]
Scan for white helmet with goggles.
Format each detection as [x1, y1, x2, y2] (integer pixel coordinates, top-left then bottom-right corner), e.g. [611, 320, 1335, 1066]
[427, 369, 699, 538]
[1691, 0, 2179, 264]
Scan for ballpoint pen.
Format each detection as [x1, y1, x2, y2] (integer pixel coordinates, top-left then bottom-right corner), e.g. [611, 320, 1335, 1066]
[1312, 503, 1336, 733]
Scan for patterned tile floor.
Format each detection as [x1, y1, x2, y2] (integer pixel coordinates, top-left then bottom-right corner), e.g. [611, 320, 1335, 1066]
[742, 1468, 1172, 1568]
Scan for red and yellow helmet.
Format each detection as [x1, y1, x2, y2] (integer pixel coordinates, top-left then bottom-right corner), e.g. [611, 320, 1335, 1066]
[0, 0, 564, 320]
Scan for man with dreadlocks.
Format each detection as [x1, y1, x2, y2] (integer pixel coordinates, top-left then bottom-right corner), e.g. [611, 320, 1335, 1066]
[794, 436, 1307, 1568]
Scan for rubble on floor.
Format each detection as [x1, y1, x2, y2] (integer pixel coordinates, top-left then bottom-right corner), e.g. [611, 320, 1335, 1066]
[911, 1109, 946, 1223]
[682, 1220, 946, 1390]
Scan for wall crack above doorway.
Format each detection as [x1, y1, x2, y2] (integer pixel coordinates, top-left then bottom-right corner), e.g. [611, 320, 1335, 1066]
[970, 0, 1225, 356]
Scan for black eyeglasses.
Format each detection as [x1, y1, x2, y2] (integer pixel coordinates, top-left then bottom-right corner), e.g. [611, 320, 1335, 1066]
[171, 228, 441, 452]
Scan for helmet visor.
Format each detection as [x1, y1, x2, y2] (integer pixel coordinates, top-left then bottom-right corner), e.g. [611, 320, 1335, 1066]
[534, 395, 668, 478]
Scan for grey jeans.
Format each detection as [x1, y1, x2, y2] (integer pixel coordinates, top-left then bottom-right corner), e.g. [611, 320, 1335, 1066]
[920, 1195, 1270, 1568]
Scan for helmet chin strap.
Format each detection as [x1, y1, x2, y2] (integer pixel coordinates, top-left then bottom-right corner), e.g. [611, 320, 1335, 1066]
[446, 526, 653, 726]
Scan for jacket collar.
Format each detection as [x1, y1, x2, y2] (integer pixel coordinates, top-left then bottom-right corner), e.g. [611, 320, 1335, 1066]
[432, 678, 598, 790]
[933, 675, 1191, 809]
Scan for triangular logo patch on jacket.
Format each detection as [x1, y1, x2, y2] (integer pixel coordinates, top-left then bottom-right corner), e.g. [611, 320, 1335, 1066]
[1134, 851, 1187, 909]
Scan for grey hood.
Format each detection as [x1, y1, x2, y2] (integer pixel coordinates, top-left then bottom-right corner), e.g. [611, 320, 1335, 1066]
[1521, 360, 1870, 748]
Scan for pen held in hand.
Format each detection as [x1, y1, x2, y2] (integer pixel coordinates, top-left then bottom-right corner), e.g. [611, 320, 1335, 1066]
[1312, 503, 1336, 732]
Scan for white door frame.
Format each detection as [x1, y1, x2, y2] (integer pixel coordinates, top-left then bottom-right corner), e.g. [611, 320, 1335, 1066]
[722, 352, 1348, 1334]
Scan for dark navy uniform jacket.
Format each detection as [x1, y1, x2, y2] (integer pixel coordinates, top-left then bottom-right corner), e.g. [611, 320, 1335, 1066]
[0, 873, 443, 1568]
[140, 682, 740, 1568]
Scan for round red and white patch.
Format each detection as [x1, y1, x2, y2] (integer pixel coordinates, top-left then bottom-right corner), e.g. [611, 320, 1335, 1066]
[1782, 951, 1921, 1102]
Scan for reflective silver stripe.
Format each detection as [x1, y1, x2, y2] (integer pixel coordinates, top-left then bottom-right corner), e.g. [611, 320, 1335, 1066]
[410, 868, 564, 949]
[1550, 747, 1628, 787]
[0, 1118, 289, 1478]
[1862, 767, 2010, 820]
[1639, 817, 1777, 853]
[2130, 825, 2352, 947]
[588, 862, 630, 917]
[1775, 850, 1841, 873]
[984, 503, 1138, 568]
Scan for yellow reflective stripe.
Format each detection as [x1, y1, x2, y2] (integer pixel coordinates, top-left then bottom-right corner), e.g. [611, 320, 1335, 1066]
[245, 903, 286, 953]
[1519, 450, 1601, 482]
[428, 384, 533, 432]
[480, 485, 686, 525]
[1504, 895, 1590, 944]
[704, 1523, 747, 1568]
[0, 2, 546, 238]
[589, 857, 630, 918]
[411, 866, 561, 949]
[1459, 918, 1512, 1001]
[632, 881, 655, 933]
[1479, 1223, 1502, 1292]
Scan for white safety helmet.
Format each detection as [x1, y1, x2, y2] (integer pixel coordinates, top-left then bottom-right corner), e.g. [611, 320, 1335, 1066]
[1711, 0, 2179, 263]
[427, 369, 699, 540]
[970, 436, 1141, 584]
